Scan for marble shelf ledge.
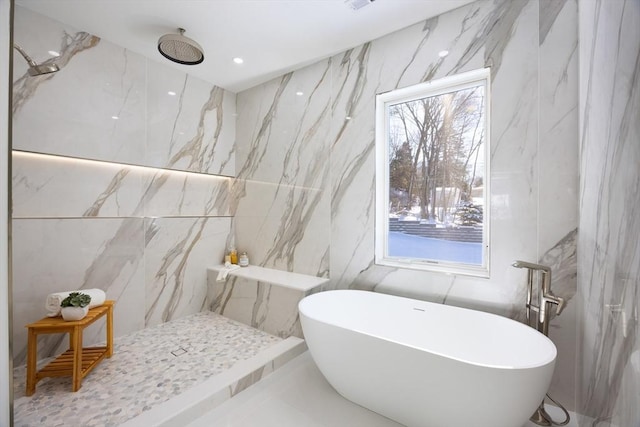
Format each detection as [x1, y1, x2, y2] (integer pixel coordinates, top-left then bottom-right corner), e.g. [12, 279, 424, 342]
[208, 265, 328, 292]
[207, 265, 327, 338]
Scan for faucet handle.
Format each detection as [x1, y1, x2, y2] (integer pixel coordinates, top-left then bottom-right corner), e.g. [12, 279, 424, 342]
[554, 295, 566, 315]
[544, 291, 566, 316]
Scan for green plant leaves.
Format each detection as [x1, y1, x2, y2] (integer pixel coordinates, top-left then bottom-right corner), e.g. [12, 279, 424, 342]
[60, 292, 91, 308]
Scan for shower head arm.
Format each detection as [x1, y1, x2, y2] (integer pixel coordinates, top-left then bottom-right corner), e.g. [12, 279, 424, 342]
[13, 43, 60, 76]
[13, 43, 39, 67]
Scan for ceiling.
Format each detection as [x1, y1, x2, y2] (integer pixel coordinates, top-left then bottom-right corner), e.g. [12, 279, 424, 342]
[15, 0, 474, 93]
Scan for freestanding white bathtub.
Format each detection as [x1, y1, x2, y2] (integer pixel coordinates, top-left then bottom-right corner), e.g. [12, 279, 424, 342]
[299, 290, 556, 427]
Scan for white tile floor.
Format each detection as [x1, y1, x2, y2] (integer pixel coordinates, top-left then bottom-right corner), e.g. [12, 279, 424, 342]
[187, 352, 580, 427]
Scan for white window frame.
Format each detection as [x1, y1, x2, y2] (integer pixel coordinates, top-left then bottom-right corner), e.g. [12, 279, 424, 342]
[374, 68, 491, 278]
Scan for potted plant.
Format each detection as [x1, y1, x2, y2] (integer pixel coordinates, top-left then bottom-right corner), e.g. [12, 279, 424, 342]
[60, 292, 92, 321]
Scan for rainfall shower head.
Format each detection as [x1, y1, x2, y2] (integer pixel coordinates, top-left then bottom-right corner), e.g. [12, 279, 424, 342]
[157, 28, 204, 65]
[13, 43, 60, 76]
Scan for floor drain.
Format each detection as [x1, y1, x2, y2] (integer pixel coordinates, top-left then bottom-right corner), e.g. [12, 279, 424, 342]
[171, 347, 187, 357]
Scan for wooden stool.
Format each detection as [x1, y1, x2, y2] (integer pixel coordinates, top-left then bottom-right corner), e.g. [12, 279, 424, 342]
[25, 300, 115, 395]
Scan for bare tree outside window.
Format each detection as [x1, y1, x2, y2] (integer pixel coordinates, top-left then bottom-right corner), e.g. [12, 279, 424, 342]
[375, 69, 490, 276]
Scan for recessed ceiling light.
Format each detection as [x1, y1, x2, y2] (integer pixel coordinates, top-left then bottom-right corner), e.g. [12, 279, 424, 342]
[233, 57, 244, 64]
[438, 50, 449, 58]
[345, 0, 375, 11]
[48, 50, 60, 57]
[296, 91, 304, 96]
[111, 116, 119, 120]
[345, 116, 352, 120]
[167, 91, 176, 96]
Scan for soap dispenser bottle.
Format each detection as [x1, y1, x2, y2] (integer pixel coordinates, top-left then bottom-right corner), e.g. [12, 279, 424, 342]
[229, 247, 238, 264]
[239, 252, 249, 267]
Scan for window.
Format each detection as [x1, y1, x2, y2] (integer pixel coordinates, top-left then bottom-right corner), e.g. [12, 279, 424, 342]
[375, 68, 490, 277]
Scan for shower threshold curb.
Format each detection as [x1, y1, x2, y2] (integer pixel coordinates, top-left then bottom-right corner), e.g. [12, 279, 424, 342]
[119, 336, 307, 427]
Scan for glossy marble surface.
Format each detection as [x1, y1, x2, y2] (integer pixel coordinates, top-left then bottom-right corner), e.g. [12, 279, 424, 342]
[577, 0, 640, 425]
[234, 64, 332, 277]
[12, 8, 235, 176]
[11, 6, 236, 366]
[234, 0, 579, 406]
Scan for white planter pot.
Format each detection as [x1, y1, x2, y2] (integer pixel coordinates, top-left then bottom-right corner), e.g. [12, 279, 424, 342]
[61, 306, 89, 321]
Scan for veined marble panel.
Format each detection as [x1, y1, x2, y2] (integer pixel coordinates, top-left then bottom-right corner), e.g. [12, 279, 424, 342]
[12, 151, 144, 218]
[141, 170, 232, 218]
[577, 0, 640, 425]
[147, 65, 236, 176]
[235, 61, 332, 276]
[11, 218, 145, 367]
[13, 7, 146, 165]
[12, 216, 233, 366]
[11, 151, 232, 218]
[235, 62, 331, 186]
[234, 178, 329, 276]
[145, 217, 231, 327]
[538, 0, 579, 252]
[13, 6, 237, 177]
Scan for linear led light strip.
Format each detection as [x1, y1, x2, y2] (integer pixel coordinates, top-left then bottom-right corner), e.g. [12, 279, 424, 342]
[12, 150, 326, 192]
[12, 150, 233, 182]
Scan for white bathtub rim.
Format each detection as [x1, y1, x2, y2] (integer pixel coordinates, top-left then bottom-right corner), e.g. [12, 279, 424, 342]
[299, 289, 557, 371]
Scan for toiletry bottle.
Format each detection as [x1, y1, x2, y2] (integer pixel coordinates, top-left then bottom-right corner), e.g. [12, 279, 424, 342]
[239, 252, 249, 267]
[230, 247, 238, 264]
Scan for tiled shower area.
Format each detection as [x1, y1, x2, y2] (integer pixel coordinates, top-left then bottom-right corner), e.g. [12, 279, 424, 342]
[13, 312, 304, 426]
[10, 4, 255, 426]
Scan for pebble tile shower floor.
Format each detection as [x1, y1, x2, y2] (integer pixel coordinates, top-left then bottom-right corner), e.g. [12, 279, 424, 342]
[12, 311, 283, 427]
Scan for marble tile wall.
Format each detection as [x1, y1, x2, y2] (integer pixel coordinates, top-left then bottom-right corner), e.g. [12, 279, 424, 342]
[234, 63, 332, 276]
[11, 6, 236, 366]
[577, 0, 640, 425]
[235, 0, 579, 410]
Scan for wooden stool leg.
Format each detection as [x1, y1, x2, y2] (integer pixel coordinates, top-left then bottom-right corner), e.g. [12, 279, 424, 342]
[25, 328, 37, 396]
[106, 304, 113, 358]
[71, 327, 83, 392]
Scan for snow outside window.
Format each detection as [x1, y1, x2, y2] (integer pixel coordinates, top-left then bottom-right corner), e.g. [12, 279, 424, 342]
[374, 68, 491, 277]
